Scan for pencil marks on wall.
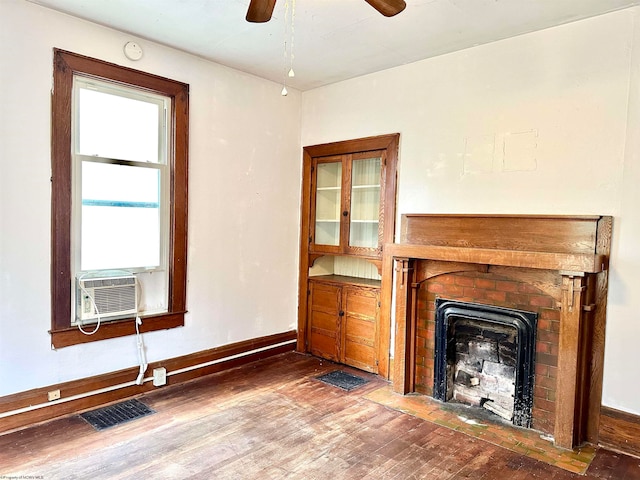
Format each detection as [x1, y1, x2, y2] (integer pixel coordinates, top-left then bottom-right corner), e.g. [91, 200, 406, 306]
[463, 130, 538, 175]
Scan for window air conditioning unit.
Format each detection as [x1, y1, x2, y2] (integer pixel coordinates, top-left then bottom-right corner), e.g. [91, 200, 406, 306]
[76, 273, 138, 323]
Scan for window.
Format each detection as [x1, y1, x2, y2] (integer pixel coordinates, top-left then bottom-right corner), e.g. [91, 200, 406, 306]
[74, 78, 168, 274]
[51, 49, 189, 348]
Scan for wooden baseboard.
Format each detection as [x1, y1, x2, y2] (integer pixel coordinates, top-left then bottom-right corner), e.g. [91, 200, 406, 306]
[0, 330, 296, 434]
[599, 406, 640, 458]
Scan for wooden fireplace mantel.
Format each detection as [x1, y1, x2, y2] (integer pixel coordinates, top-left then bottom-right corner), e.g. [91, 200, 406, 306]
[384, 243, 607, 274]
[383, 214, 612, 450]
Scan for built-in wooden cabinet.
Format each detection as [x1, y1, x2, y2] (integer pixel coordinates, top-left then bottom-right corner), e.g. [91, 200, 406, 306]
[308, 276, 380, 373]
[298, 134, 399, 377]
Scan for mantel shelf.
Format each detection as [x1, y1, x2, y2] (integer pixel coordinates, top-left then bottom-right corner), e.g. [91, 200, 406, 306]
[384, 243, 607, 274]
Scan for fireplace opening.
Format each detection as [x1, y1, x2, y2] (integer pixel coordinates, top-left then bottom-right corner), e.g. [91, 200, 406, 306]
[433, 299, 538, 428]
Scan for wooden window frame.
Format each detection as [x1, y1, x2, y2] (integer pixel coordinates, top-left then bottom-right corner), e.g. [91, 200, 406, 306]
[50, 49, 189, 348]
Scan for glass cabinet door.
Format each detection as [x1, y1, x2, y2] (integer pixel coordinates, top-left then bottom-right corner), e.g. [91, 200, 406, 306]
[349, 156, 381, 249]
[311, 151, 386, 255]
[314, 161, 342, 246]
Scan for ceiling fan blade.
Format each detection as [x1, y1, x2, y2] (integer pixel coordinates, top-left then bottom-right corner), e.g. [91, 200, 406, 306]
[364, 0, 407, 17]
[246, 0, 277, 23]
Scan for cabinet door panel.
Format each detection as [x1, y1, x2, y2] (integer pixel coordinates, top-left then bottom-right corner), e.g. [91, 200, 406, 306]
[342, 287, 379, 373]
[344, 289, 378, 318]
[348, 156, 381, 250]
[308, 282, 341, 361]
[344, 316, 375, 341]
[311, 159, 343, 250]
[309, 283, 340, 314]
[343, 341, 376, 372]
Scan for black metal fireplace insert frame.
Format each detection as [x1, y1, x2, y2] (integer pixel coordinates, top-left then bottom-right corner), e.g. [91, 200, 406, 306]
[433, 298, 538, 428]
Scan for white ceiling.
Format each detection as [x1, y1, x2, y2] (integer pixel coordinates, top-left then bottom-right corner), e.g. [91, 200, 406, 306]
[28, 0, 640, 91]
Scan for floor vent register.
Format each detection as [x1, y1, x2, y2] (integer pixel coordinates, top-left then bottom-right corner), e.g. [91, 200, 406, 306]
[79, 398, 155, 431]
[316, 370, 369, 391]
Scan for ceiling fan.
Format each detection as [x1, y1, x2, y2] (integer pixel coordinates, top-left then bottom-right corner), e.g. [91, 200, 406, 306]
[246, 0, 407, 23]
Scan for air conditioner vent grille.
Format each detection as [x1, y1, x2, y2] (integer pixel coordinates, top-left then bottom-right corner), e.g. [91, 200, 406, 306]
[84, 277, 136, 289]
[93, 285, 136, 315]
[77, 274, 138, 323]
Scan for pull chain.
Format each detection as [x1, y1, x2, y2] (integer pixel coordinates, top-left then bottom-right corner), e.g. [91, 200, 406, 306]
[282, 0, 296, 95]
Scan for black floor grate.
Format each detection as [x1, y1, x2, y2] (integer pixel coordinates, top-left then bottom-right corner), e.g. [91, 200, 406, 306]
[80, 399, 155, 431]
[316, 370, 369, 391]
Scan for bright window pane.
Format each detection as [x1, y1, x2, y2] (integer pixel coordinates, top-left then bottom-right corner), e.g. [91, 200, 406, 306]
[78, 86, 161, 163]
[81, 162, 161, 270]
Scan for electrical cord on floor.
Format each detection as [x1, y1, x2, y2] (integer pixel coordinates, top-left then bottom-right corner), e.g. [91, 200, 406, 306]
[135, 315, 148, 385]
[134, 276, 148, 385]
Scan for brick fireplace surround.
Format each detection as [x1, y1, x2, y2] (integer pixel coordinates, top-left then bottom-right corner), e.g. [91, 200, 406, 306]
[384, 215, 611, 450]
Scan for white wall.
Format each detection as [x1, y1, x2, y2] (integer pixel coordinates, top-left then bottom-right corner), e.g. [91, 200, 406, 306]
[0, 0, 302, 396]
[302, 9, 640, 415]
[603, 7, 640, 414]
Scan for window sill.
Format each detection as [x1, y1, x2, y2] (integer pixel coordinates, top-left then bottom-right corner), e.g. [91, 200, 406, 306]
[50, 311, 186, 349]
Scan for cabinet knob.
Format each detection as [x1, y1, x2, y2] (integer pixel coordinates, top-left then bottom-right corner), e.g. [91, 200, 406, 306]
[342, 210, 349, 217]
[339, 310, 345, 317]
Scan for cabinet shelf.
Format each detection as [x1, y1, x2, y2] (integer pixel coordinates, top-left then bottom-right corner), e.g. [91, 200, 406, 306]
[352, 184, 380, 190]
[317, 186, 341, 191]
[310, 274, 381, 288]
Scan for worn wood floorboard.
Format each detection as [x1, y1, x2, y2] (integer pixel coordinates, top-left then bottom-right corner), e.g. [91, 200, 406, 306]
[1, 352, 639, 479]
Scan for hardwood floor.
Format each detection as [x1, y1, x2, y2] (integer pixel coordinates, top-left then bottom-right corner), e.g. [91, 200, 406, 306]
[1, 352, 639, 479]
